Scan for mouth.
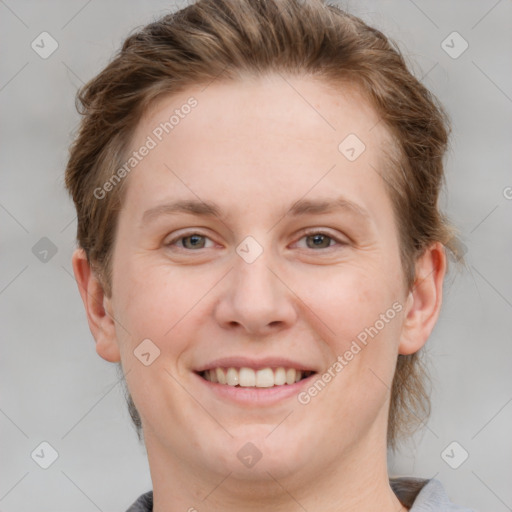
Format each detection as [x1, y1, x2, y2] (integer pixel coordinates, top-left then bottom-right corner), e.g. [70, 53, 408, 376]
[196, 367, 317, 388]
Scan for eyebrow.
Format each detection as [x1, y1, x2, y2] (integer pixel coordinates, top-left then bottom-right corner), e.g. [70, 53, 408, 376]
[140, 196, 371, 227]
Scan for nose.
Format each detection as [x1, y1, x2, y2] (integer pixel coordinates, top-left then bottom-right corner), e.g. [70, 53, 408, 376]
[214, 244, 297, 336]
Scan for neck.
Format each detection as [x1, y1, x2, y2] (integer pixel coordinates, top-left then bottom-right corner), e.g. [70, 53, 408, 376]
[146, 419, 407, 512]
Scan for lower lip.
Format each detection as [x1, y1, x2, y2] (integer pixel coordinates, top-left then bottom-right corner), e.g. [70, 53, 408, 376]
[194, 372, 316, 406]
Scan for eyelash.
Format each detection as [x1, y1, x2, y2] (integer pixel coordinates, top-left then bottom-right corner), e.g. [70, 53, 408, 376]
[165, 229, 347, 252]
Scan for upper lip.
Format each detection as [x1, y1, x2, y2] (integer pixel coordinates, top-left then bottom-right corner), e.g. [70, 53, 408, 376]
[194, 356, 318, 373]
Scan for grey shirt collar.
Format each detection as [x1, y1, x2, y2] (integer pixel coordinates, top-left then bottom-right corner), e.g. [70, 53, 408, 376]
[126, 478, 476, 511]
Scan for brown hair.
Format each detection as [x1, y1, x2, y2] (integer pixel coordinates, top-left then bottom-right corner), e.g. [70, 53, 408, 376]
[65, 0, 464, 450]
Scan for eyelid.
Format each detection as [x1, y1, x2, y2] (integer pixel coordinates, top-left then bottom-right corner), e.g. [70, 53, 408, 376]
[292, 228, 348, 249]
[164, 229, 217, 249]
[164, 228, 348, 251]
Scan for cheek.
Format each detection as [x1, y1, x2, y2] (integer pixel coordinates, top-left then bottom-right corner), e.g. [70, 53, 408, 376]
[299, 260, 403, 341]
[301, 267, 404, 430]
[112, 260, 215, 356]
[296, 259, 405, 408]
[111, 263, 211, 436]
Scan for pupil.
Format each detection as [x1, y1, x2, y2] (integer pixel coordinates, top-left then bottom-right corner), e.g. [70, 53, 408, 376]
[182, 234, 330, 250]
[184, 235, 204, 249]
[308, 234, 329, 249]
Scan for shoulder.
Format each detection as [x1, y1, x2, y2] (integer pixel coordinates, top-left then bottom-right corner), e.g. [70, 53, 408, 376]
[391, 477, 478, 511]
[125, 480, 478, 512]
[125, 490, 153, 512]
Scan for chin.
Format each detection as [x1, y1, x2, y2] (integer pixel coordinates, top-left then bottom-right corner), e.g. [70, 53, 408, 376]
[212, 424, 312, 480]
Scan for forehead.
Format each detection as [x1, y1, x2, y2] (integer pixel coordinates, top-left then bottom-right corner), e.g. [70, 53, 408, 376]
[141, 73, 385, 147]
[121, 74, 394, 219]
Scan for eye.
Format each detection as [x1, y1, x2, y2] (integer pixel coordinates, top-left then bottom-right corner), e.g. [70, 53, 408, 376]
[295, 230, 346, 250]
[165, 232, 215, 250]
[164, 230, 346, 252]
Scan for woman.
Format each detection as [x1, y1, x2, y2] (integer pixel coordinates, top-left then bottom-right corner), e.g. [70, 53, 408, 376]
[65, 0, 474, 510]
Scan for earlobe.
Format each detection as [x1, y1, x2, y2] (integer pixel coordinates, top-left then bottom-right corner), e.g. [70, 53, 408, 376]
[71, 248, 121, 363]
[398, 242, 446, 355]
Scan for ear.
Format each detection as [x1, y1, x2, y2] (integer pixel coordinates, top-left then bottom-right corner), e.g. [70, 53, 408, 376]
[399, 242, 446, 355]
[71, 248, 121, 363]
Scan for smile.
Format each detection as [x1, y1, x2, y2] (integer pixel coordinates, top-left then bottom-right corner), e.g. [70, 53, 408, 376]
[199, 367, 316, 388]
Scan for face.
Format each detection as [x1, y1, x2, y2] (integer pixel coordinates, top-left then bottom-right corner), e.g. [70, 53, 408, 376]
[101, 74, 414, 485]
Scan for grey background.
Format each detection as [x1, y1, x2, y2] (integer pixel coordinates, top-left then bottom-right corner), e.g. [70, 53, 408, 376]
[1, 1, 511, 511]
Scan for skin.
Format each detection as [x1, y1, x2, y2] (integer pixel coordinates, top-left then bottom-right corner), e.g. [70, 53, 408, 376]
[72, 73, 446, 512]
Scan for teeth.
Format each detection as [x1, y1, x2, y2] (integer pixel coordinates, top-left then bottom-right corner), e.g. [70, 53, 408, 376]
[239, 367, 256, 387]
[216, 368, 226, 384]
[274, 367, 286, 386]
[226, 367, 239, 386]
[202, 367, 312, 387]
[255, 368, 274, 388]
